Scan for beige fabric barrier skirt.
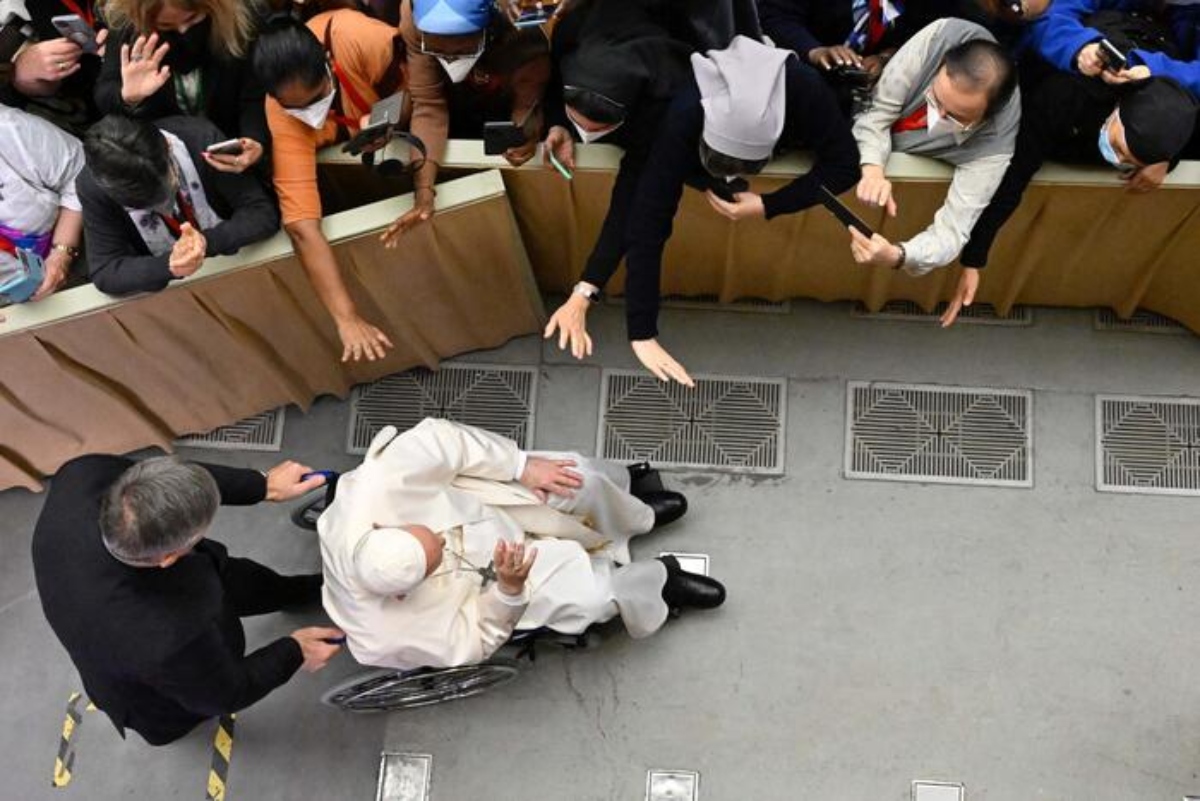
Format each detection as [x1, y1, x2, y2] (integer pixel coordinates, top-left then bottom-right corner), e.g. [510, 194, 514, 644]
[0, 171, 544, 491]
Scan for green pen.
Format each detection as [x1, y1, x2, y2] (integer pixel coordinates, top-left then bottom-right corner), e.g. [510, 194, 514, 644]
[548, 151, 573, 181]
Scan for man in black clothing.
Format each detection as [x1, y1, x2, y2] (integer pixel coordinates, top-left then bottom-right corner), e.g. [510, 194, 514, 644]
[32, 454, 342, 746]
[956, 73, 1197, 305]
[79, 114, 280, 295]
[545, 35, 861, 384]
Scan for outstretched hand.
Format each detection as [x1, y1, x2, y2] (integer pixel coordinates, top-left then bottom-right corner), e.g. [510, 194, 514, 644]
[939, 267, 980, 328]
[543, 292, 594, 359]
[632, 339, 694, 387]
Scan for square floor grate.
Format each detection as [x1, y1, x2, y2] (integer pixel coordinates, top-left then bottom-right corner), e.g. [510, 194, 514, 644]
[598, 371, 786, 475]
[175, 408, 285, 452]
[376, 753, 432, 801]
[1094, 307, 1190, 335]
[348, 364, 537, 454]
[853, 300, 1033, 326]
[845, 381, 1033, 488]
[1096, 395, 1200, 496]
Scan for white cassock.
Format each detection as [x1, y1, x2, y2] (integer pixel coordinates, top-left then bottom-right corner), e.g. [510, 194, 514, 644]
[318, 418, 671, 671]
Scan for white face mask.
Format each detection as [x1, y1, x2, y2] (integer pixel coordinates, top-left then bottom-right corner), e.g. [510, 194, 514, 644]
[925, 90, 972, 139]
[284, 70, 336, 129]
[571, 118, 622, 144]
[437, 54, 481, 84]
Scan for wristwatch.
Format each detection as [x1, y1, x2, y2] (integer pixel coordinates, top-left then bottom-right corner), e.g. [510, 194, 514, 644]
[573, 281, 601, 304]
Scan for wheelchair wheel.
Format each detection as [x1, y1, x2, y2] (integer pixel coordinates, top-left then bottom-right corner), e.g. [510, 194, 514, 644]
[320, 659, 521, 712]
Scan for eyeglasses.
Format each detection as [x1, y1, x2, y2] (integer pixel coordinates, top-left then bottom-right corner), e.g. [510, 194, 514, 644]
[925, 88, 974, 133]
[416, 31, 486, 60]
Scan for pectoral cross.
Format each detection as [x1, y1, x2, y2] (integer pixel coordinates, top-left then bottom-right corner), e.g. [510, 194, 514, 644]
[476, 560, 497, 589]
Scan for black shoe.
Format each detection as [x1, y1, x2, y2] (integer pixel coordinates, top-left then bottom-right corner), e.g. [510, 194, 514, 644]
[640, 490, 688, 528]
[627, 461, 654, 482]
[658, 555, 725, 611]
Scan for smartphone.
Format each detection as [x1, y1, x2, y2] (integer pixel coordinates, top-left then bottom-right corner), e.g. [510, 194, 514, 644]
[205, 138, 244, 157]
[710, 176, 749, 203]
[513, 1, 559, 27]
[50, 14, 98, 55]
[342, 121, 392, 156]
[370, 91, 406, 127]
[832, 64, 873, 85]
[819, 186, 874, 238]
[1098, 38, 1128, 72]
[483, 121, 527, 155]
[0, 248, 45, 304]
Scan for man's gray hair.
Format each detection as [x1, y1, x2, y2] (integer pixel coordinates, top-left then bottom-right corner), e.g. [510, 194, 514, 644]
[100, 457, 220, 565]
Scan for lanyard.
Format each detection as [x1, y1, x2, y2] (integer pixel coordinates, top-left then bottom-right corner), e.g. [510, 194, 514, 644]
[0, 232, 14, 256]
[59, 0, 95, 28]
[157, 190, 198, 238]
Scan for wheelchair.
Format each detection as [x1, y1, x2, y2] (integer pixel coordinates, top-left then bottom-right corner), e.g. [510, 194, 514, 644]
[291, 472, 603, 713]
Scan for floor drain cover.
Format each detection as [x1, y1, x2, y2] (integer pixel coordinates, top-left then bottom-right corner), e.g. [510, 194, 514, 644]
[853, 299, 1033, 326]
[845, 381, 1032, 488]
[175, 408, 285, 452]
[376, 753, 431, 801]
[1095, 307, 1189, 335]
[1097, 394, 1200, 495]
[646, 769, 699, 801]
[912, 780, 964, 801]
[598, 371, 786, 474]
[348, 364, 537, 454]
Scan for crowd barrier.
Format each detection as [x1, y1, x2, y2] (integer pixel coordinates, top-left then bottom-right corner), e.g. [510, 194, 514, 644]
[321, 142, 1200, 326]
[0, 170, 544, 491]
[4, 143, 1198, 490]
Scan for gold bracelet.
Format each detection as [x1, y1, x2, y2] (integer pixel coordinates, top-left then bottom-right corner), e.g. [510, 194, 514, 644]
[51, 243, 80, 260]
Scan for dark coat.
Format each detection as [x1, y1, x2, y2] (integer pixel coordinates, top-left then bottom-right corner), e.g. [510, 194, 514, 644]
[31, 455, 303, 746]
[78, 115, 280, 295]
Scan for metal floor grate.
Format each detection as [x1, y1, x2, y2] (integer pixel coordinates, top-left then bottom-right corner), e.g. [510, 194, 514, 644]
[1096, 395, 1200, 495]
[175, 408, 285, 452]
[598, 370, 786, 474]
[853, 299, 1033, 326]
[1094, 307, 1190, 335]
[845, 381, 1033, 488]
[348, 364, 537, 454]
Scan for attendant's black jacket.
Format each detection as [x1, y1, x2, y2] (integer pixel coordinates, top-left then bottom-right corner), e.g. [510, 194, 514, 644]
[31, 455, 303, 746]
[78, 115, 280, 295]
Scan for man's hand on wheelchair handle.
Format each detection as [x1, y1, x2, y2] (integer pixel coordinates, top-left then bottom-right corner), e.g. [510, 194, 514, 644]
[265, 460, 326, 502]
[494, 540, 537, 597]
[291, 626, 345, 672]
[519, 456, 584, 502]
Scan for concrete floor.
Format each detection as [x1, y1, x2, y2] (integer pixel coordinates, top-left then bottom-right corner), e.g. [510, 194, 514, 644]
[3, 299, 1200, 801]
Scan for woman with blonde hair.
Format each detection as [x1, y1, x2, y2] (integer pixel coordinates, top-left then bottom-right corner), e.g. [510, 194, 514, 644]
[95, 0, 272, 176]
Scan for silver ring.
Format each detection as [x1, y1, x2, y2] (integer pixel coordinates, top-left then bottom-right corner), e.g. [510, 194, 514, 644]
[131, 54, 144, 62]
[57, 61, 67, 70]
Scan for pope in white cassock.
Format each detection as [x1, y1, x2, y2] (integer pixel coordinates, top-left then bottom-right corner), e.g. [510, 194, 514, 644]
[318, 419, 726, 671]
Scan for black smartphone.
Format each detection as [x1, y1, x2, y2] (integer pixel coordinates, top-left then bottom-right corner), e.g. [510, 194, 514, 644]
[710, 177, 749, 203]
[483, 121, 527, 155]
[819, 186, 874, 238]
[205, 138, 244, 157]
[1098, 39, 1128, 72]
[513, 1, 559, 27]
[832, 64, 872, 85]
[342, 121, 392, 156]
[50, 14, 98, 54]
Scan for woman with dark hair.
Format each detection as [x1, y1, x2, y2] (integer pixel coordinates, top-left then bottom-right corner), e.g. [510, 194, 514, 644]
[78, 114, 280, 295]
[94, 0, 270, 175]
[251, 8, 407, 363]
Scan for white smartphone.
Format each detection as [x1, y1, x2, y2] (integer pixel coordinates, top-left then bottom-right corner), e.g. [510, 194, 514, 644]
[205, 138, 245, 157]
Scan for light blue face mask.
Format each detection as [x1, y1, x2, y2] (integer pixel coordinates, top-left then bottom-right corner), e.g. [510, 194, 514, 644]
[1098, 115, 1135, 173]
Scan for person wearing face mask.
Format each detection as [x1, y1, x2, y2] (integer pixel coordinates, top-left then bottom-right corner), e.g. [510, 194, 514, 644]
[253, 9, 408, 363]
[544, 35, 861, 385]
[386, 0, 550, 245]
[847, 19, 1020, 323]
[77, 113, 279, 295]
[94, 0, 270, 177]
[957, 76, 1197, 300]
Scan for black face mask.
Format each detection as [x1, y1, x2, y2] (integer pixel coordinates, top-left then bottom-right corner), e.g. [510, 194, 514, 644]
[159, 16, 213, 75]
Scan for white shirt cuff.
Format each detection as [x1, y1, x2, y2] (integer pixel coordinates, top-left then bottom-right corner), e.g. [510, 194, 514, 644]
[513, 450, 528, 482]
[494, 584, 529, 606]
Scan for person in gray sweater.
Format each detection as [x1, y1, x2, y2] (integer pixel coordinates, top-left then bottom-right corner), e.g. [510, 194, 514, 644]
[847, 18, 1020, 324]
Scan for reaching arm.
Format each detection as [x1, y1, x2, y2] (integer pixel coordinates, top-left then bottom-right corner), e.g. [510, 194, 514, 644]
[758, 0, 823, 62]
[1024, 0, 1106, 74]
[197, 463, 268, 505]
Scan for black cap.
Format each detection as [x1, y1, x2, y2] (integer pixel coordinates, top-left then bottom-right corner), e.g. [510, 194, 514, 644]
[1119, 77, 1199, 165]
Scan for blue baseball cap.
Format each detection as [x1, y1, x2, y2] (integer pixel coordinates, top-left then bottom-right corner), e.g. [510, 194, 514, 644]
[413, 0, 491, 35]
